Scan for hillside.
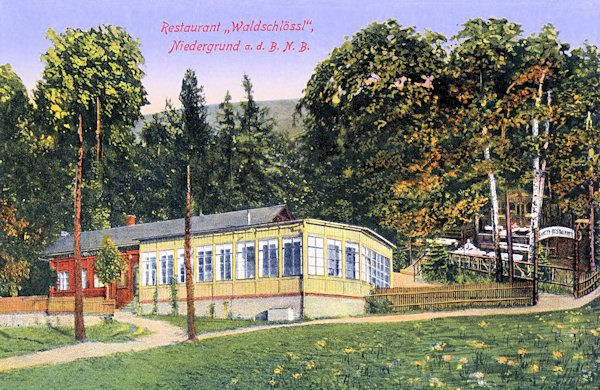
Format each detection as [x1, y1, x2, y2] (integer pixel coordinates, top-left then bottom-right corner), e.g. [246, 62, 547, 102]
[132, 99, 303, 139]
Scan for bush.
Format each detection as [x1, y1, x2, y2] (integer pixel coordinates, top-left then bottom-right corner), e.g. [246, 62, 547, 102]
[366, 298, 393, 314]
[170, 276, 178, 316]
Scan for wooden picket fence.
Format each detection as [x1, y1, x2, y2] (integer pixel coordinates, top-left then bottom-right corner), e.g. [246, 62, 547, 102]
[368, 281, 534, 312]
[575, 268, 600, 297]
[0, 295, 114, 315]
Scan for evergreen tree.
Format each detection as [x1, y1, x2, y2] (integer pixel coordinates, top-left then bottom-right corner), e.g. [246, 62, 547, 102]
[214, 91, 240, 209]
[179, 69, 211, 214]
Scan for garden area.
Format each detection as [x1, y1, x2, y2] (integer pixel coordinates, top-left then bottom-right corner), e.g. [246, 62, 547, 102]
[1, 297, 600, 388]
[0, 320, 148, 359]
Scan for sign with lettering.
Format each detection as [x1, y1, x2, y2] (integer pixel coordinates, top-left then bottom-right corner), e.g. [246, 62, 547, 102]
[539, 226, 575, 240]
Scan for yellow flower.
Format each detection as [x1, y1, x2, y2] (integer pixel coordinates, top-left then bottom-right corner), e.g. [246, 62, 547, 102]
[414, 361, 423, 366]
[456, 364, 463, 370]
[553, 366, 563, 372]
[508, 360, 516, 366]
[591, 328, 600, 336]
[459, 357, 469, 364]
[573, 353, 584, 360]
[474, 372, 485, 379]
[529, 364, 540, 373]
[344, 347, 355, 354]
[293, 373, 302, 380]
[316, 340, 326, 348]
[553, 351, 563, 359]
[306, 361, 316, 370]
[443, 355, 452, 361]
[269, 379, 276, 386]
[274, 366, 284, 375]
[498, 356, 508, 364]
[334, 370, 342, 377]
[470, 340, 487, 349]
[556, 324, 564, 329]
[478, 321, 489, 328]
[518, 348, 527, 356]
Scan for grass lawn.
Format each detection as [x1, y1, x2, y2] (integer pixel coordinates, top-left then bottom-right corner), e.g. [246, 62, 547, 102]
[142, 314, 269, 334]
[2, 299, 600, 389]
[0, 320, 149, 359]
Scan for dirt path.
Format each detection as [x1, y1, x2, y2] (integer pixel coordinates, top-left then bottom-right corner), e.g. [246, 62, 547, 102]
[0, 312, 187, 372]
[2, 287, 599, 372]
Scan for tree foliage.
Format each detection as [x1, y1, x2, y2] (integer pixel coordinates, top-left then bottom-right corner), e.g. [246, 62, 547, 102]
[94, 234, 126, 286]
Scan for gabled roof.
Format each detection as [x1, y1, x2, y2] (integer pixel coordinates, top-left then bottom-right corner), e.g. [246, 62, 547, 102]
[40, 205, 294, 258]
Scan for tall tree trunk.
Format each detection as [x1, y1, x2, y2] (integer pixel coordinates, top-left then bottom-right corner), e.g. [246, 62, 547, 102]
[484, 137, 502, 282]
[505, 191, 514, 282]
[96, 96, 103, 162]
[185, 164, 196, 340]
[74, 115, 86, 341]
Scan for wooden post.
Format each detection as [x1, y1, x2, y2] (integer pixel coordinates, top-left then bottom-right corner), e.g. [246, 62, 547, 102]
[185, 164, 196, 340]
[506, 192, 514, 283]
[74, 114, 86, 341]
[590, 182, 595, 270]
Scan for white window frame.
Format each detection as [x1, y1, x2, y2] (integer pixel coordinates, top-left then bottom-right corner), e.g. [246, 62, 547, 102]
[82, 269, 87, 289]
[196, 245, 213, 282]
[177, 248, 193, 283]
[282, 236, 302, 276]
[236, 241, 256, 280]
[141, 252, 157, 286]
[345, 242, 359, 279]
[258, 238, 278, 277]
[58, 271, 69, 291]
[307, 236, 324, 275]
[361, 245, 369, 282]
[159, 250, 175, 284]
[216, 243, 233, 281]
[94, 273, 104, 288]
[327, 239, 342, 277]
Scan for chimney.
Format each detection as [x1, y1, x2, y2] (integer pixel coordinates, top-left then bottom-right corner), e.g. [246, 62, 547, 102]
[247, 210, 251, 225]
[125, 215, 136, 226]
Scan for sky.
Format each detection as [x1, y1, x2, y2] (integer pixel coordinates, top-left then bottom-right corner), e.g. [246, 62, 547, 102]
[1, 0, 599, 114]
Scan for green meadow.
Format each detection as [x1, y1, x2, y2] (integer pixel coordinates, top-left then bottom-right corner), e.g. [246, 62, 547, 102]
[1, 300, 600, 389]
[0, 320, 149, 359]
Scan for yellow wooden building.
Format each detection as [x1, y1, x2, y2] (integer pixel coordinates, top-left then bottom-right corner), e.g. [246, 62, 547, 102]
[137, 205, 394, 319]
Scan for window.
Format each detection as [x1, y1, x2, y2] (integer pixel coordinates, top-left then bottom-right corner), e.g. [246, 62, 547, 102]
[216, 244, 232, 280]
[282, 237, 302, 276]
[197, 245, 213, 282]
[236, 241, 256, 279]
[160, 250, 174, 284]
[307, 236, 324, 275]
[259, 238, 278, 277]
[82, 269, 87, 289]
[361, 245, 369, 282]
[177, 248, 193, 283]
[345, 242, 359, 279]
[94, 273, 104, 288]
[360, 246, 390, 288]
[327, 239, 342, 277]
[58, 271, 69, 291]
[141, 252, 157, 286]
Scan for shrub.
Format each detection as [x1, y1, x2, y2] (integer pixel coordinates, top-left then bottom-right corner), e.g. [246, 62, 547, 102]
[366, 297, 393, 314]
[170, 275, 178, 316]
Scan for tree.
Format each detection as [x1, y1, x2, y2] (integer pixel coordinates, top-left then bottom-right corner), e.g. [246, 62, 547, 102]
[184, 165, 196, 339]
[236, 74, 280, 207]
[298, 20, 485, 236]
[74, 115, 85, 341]
[214, 91, 239, 209]
[34, 25, 148, 230]
[179, 70, 211, 214]
[94, 234, 127, 298]
[0, 200, 31, 297]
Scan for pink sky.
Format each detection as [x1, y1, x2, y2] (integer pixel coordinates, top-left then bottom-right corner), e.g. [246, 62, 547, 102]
[1, 0, 599, 114]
